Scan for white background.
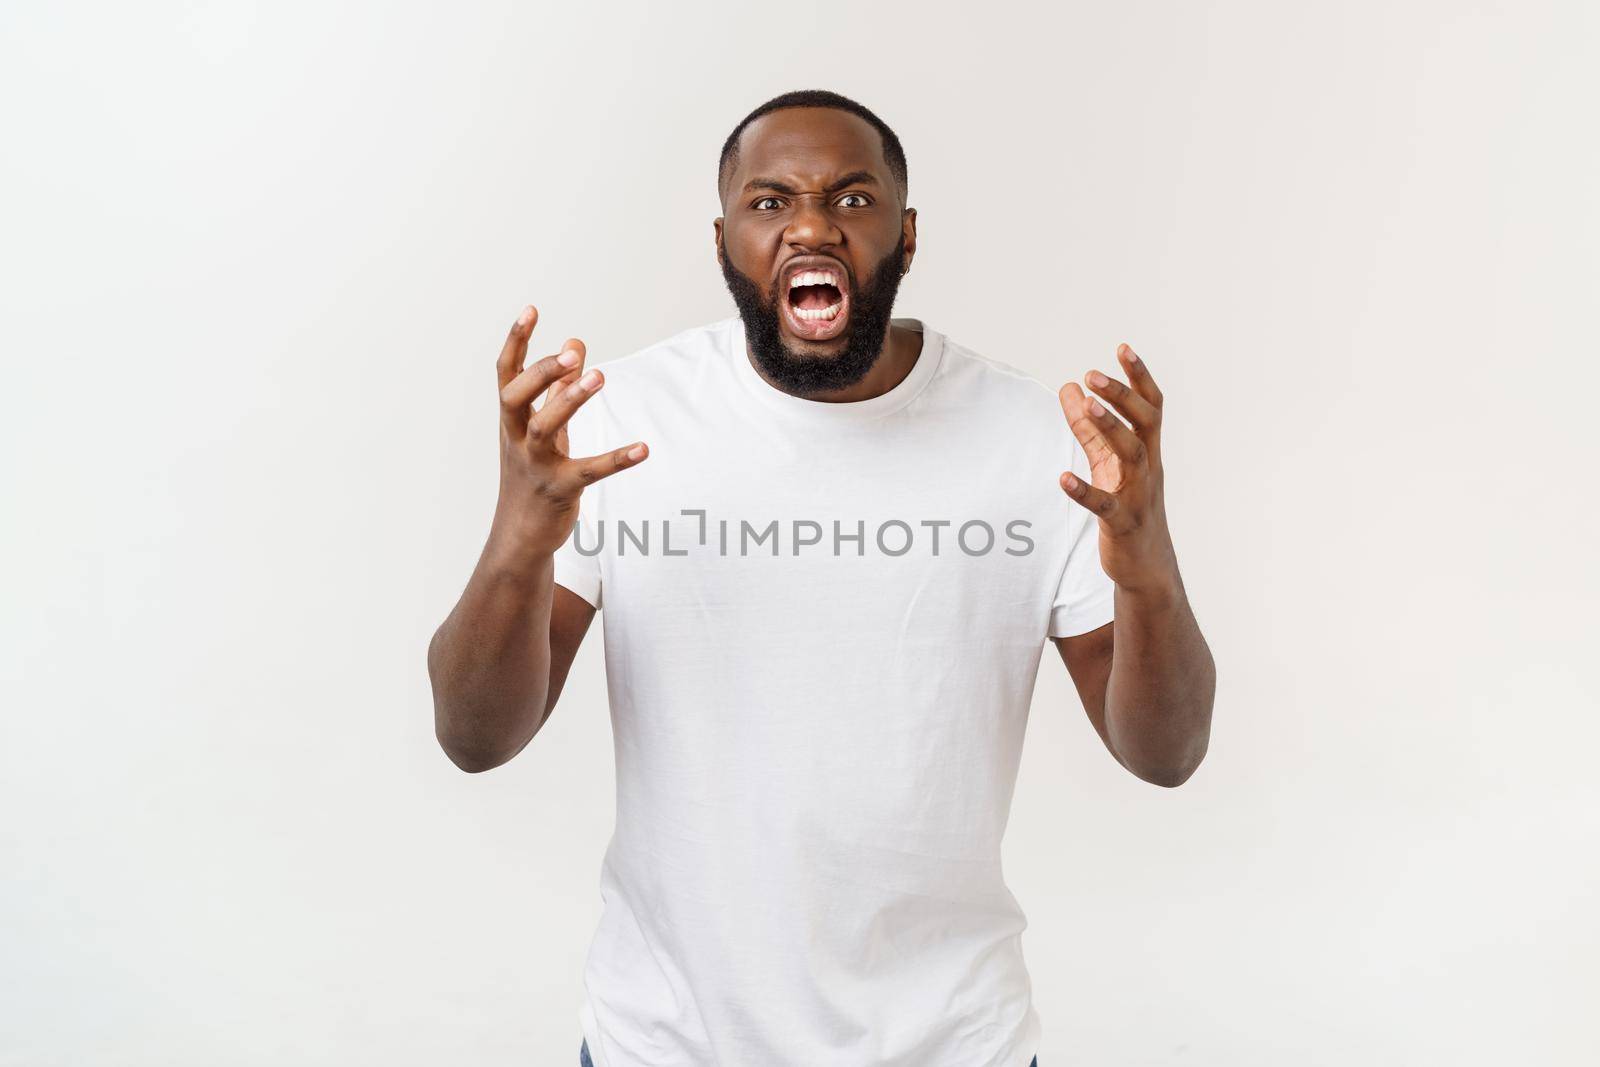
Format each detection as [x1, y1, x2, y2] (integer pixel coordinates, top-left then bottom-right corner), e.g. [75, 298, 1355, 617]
[3, 1, 1596, 1064]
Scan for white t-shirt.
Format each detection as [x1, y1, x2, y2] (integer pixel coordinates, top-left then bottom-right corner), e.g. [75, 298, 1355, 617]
[554, 315, 1114, 1067]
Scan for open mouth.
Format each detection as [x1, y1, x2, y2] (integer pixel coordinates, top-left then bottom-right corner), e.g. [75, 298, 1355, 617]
[781, 265, 851, 342]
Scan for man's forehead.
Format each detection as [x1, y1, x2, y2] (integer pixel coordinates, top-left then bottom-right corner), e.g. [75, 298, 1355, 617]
[728, 108, 891, 190]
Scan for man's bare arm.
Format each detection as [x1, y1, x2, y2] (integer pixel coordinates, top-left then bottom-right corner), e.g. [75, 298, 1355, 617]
[428, 557, 598, 772]
[1053, 343, 1215, 786]
[427, 305, 645, 773]
[1054, 581, 1215, 787]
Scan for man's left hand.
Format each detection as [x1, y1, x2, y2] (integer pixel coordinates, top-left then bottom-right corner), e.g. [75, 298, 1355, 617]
[1057, 344, 1180, 597]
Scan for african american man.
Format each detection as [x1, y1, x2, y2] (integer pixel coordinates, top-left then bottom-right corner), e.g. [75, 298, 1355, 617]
[427, 88, 1217, 1067]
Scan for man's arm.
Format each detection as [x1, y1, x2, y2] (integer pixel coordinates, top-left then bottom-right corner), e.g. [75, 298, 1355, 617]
[428, 558, 597, 773]
[427, 305, 646, 773]
[1053, 343, 1215, 786]
[1054, 580, 1215, 786]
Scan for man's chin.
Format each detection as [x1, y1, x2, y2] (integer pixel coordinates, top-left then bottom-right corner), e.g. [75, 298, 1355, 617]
[776, 327, 851, 359]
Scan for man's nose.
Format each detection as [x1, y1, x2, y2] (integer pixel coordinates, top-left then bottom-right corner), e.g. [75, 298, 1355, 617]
[783, 197, 842, 249]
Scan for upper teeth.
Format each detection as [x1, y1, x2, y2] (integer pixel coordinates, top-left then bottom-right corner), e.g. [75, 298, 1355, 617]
[789, 270, 840, 289]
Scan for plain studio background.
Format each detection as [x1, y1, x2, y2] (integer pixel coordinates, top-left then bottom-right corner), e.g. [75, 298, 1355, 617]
[2, 1, 1596, 1064]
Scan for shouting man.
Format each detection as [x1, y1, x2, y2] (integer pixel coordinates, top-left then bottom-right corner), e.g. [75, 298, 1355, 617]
[427, 89, 1216, 1067]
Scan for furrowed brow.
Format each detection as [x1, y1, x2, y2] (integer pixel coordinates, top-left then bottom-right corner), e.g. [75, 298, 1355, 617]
[824, 171, 879, 193]
[742, 171, 881, 196]
[743, 178, 798, 195]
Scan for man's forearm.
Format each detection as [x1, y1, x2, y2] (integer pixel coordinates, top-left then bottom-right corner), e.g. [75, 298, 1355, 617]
[427, 540, 556, 773]
[1103, 574, 1215, 787]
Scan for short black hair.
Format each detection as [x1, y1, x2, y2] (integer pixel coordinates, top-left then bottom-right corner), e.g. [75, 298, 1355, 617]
[718, 89, 908, 205]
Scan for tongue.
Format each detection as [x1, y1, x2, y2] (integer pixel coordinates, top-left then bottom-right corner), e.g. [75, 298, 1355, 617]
[793, 284, 839, 311]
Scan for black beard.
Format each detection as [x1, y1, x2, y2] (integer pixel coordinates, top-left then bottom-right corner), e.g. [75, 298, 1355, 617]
[719, 244, 907, 396]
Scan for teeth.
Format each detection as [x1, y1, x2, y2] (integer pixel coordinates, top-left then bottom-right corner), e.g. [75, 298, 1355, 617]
[786, 266, 844, 325]
[793, 301, 843, 321]
[789, 269, 840, 289]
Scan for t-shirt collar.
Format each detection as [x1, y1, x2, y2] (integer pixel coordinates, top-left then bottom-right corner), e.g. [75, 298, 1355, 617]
[724, 315, 945, 421]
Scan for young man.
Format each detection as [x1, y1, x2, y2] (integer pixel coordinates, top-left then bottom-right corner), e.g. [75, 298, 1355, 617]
[428, 89, 1216, 1067]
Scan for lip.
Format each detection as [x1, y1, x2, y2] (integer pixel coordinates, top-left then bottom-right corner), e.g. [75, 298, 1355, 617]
[776, 255, 851, 343]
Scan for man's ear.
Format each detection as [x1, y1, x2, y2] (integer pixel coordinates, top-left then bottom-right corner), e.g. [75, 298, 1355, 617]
[713, 217, 725, 269]
[901, 207, 918, 275]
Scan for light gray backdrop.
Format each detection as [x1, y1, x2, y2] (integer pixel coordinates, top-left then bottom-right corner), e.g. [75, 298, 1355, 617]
[3, 1, 1596, 1064]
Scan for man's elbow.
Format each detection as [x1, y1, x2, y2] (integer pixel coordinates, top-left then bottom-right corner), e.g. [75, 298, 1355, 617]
[427, 639, 539, 774]
[1134, 758, 1202, 788]
[432, 697, 531, 774]
[436, 728, 516, 774]
[1122, 735, 1210, 789]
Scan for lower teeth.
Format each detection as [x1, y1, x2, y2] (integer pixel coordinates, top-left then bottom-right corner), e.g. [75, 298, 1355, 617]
[795, 303, 841, 322]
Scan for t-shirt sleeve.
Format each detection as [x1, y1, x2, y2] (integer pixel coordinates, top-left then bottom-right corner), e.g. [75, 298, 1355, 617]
[1047, 432, 1116, 639]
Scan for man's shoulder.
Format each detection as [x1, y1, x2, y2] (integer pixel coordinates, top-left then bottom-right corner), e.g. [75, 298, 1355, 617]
[930, 326, 1065, 421]
[564, 319, 733, 447]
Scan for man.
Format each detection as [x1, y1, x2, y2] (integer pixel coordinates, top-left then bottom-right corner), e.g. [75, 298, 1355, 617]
[427, 89, 1216, 1067]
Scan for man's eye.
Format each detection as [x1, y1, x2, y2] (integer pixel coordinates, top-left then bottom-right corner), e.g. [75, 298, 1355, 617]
[838, 193, 869, 208]
[754, 197, 782, 210]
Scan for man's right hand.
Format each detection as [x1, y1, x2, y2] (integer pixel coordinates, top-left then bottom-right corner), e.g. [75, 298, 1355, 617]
[491, 305, 648, 560]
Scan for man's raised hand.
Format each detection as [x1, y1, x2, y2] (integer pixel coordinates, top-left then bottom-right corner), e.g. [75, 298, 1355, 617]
[1057, 343, 1179, 597]
[492, 304, 648, 558]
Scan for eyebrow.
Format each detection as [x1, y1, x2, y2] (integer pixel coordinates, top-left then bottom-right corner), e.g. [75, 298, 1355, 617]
[742, 170, 880, 196]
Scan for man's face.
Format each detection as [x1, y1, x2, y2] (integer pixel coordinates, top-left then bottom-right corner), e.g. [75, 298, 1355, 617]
[715, 107, 917, 395]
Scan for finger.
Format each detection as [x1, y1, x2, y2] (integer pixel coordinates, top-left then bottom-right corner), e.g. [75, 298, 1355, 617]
[1084, 366, 1158, 436]
[1115, 343, 1163, 467]
[541, 338, 587, 452]
[1058, 381, 1119, 471]
[564, 441, 650, 486]
[1116, 343, 1164, 411]
[1080, 390, 1149, 472]
[533, 366, 605, 441]
[496, 305, 538, 390]
[501, 345, 583, 434]
[1060, 468, 1129, 531]
[542, 338, 587, 406]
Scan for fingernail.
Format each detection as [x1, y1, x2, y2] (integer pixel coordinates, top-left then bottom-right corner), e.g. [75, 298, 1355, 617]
[627, 444, 646, 460]
[558, 348, 581, 367]
[1063, 473, 1079, 491]
[1087, 370, 1109, 389]
[576, 369, 600, 391]
[1122, 345, 1138, 363]
[1088, 399, 1106, 417]
[518, 306, 534, 326]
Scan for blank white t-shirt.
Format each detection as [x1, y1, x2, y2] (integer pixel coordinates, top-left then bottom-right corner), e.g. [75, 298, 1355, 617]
[554, 315, 1114, 1067]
